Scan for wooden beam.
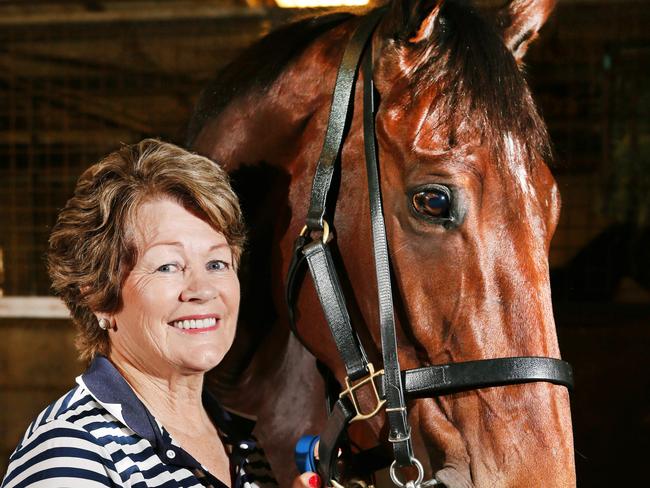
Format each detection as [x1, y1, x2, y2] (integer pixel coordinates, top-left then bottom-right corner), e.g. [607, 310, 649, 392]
[0, 3, 269, 26]
[0, 297, 70, 318]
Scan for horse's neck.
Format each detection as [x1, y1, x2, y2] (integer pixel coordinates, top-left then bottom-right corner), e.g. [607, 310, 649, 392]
[192, 47, 342, 174]
[194, 29, 352, 397]
[195, 28, 350, 459]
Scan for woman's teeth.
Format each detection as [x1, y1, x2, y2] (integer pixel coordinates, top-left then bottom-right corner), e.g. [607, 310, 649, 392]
[171, 317, 217, 330]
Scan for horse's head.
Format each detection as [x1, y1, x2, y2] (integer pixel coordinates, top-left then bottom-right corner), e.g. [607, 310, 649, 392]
[331, 0, 572, 485]
[189, 1, 573, 485]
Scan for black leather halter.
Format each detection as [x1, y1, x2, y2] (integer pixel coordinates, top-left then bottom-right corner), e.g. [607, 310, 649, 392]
[286, 10, 573, 487]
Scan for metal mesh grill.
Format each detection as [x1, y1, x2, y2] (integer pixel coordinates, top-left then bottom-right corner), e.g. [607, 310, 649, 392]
[0, 14, 271, 296]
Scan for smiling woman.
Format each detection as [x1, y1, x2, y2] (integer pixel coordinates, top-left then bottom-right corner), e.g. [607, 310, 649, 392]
[0, 140, 318, 488]
[47, 140, 245, 364]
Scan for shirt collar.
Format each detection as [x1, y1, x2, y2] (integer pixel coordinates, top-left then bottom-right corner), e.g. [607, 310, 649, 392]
[77, 355, 255, 447]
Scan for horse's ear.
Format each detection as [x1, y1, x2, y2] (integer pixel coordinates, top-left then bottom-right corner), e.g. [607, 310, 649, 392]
[382, 0, 445, 44]
[497, 0, 556, 62]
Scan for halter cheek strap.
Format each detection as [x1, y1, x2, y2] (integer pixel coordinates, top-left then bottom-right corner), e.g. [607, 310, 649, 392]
[285, 8, 573, 487]
[362, 45, 413, 469]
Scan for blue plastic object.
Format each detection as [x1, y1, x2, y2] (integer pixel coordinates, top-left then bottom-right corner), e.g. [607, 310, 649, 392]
[295, 435, 320, 473]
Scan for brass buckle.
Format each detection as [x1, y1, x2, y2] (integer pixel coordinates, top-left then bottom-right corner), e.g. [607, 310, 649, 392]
[300, 220, 330, 243]
[339, 363, 385, 422]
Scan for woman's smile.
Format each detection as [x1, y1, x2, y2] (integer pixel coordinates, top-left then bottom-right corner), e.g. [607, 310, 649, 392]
[169, 314, 221, 332]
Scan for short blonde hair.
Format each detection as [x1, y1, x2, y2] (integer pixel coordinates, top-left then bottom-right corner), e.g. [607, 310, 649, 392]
[48, 139, 245, 361]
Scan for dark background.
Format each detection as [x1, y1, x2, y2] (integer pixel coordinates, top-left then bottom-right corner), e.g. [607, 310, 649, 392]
[0, 1, 648, 485]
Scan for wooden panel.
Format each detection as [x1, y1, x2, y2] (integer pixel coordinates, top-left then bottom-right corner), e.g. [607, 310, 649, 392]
[0, 319, 83, 388]
[0, 318, 84, 478]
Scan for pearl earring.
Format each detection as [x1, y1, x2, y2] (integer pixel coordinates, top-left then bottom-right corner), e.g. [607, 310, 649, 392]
[98, 318, 112, 331]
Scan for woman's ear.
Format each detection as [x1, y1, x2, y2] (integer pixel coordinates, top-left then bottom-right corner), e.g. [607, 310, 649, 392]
[497, 0, 557, 63]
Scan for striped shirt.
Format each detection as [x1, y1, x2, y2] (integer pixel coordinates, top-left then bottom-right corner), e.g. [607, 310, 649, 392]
[2, 356, 277, 488]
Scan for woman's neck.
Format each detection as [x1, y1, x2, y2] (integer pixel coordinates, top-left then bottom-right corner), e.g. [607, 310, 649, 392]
[107, 352, 231, 485]
[108, 351, 211, 434]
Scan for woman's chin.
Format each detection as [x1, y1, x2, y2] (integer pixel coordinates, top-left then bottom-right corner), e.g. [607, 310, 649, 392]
[173, 346, 228, 374]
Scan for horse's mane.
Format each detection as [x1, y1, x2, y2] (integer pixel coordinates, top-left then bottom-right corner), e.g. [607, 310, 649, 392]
[186, 11, 355, 146]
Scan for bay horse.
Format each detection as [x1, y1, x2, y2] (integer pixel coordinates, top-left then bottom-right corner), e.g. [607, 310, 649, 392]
[188, 0, 575, 486]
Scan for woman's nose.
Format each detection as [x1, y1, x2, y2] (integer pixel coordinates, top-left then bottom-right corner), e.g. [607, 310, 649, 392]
[179, 271, 217, 302]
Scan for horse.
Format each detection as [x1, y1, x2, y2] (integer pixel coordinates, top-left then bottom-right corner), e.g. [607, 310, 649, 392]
[188, 0, 575, 486]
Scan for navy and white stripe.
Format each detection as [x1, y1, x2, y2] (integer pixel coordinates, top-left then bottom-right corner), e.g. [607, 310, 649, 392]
[2, 356, 276, 488]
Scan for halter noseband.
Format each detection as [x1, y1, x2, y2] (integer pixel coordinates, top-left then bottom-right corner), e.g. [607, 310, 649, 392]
[285, 9, 573, 487]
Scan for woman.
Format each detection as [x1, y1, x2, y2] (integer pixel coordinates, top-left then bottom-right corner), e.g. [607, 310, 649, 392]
[1, 140, 319, 488]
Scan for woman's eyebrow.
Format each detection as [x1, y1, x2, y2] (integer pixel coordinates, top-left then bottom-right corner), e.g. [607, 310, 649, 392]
[208, 243, 230, 252]
[143, 241, 184, 252]
[143, 241, 230, 253]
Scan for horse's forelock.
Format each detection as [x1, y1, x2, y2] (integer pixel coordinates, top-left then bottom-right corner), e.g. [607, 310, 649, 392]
[393, 0, 552, 171]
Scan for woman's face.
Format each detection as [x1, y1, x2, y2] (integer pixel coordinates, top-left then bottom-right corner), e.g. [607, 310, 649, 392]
[108, 197, 240, 377]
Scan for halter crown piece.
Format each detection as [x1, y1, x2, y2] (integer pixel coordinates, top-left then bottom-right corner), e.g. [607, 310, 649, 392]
[285, 9, 573, 488]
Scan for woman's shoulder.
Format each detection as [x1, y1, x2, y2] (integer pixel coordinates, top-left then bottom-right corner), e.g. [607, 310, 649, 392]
[2, 386, 121, 487]
[16, 384, 116, 445]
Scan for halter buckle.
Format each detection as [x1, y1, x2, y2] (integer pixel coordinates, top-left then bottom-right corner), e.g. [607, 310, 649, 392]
[300, 220, 330, 244]
[340, 363, 386, 422]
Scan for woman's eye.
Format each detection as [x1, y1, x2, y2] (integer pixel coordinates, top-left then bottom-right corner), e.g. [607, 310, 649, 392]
[207, 260, 229, 271]
[412, 186, 452, 219]
[157, 263, 180, 273]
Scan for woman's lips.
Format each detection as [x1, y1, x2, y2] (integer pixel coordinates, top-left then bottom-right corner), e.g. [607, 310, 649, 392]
[176, 324, 218, 334]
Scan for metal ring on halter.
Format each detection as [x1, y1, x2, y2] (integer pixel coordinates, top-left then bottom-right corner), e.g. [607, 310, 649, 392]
[300, 220, 330, 243]
[389, 458, 424, 488]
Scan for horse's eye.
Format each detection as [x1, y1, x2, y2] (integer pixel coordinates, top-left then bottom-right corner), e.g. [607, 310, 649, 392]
[412, 187, 452, 219]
